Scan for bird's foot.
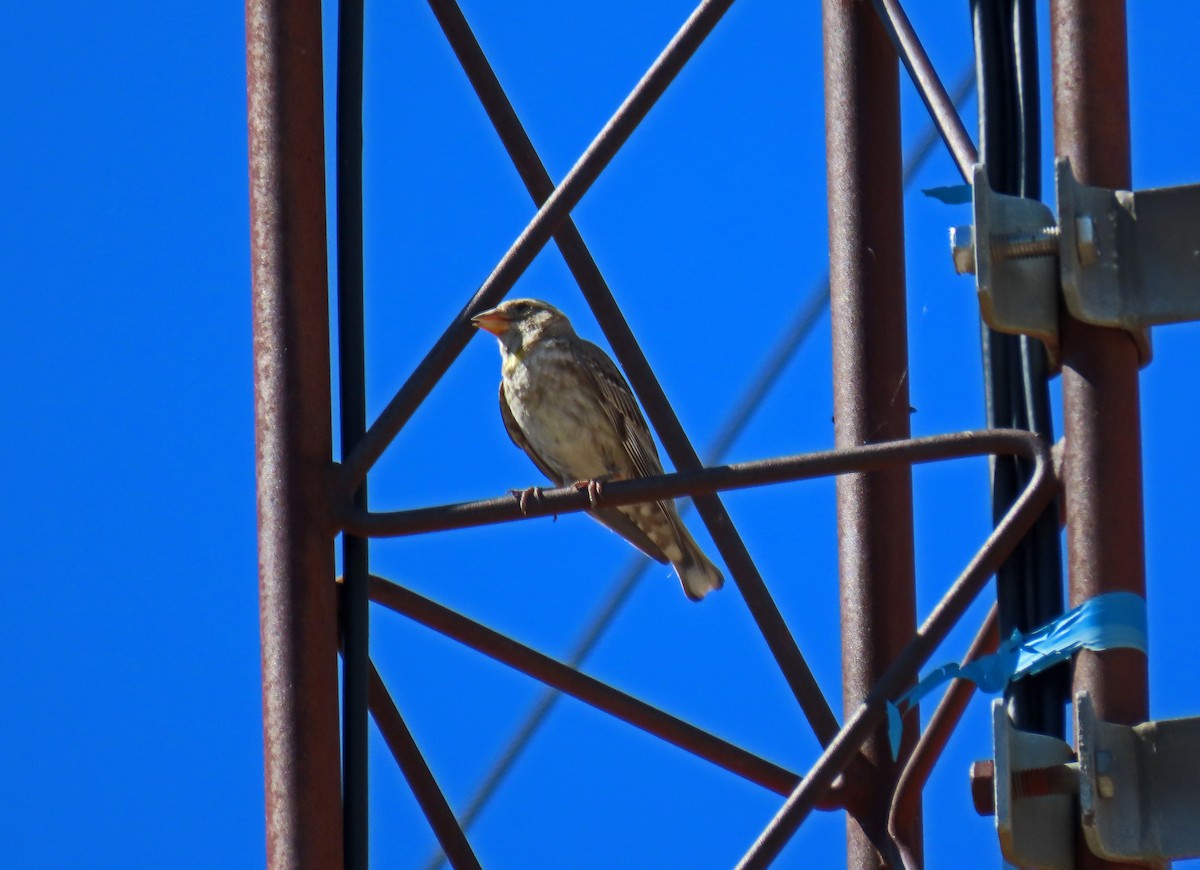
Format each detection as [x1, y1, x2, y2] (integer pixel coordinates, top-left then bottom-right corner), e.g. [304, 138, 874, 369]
[508, 486, 544, 515]
[571, 478, 605, 508]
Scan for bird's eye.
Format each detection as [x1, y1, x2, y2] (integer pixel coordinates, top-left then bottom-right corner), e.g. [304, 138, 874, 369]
[514, 302, 530, 315]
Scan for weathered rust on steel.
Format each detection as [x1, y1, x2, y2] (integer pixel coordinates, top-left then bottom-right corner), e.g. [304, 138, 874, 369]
[422, 0, 840, 746]
[340, 431, 1039, 537]
[1051, 2, 1152, 868]
[246, 0, 343, 864]
[824, 0, 920, 866]
[736, 433, 1056, 869]
[367, 660, 483, 870]
[889, 605, 1000, 870]
[336, 0, 737, 495]
[366, 574, 825, 804]
[869, 0, 978, 180]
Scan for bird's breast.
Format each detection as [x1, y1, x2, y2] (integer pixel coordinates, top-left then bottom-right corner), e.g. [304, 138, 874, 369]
[502, 347, 628, 480]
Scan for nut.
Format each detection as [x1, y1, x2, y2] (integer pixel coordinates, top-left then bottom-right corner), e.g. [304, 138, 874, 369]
[951, 225, 976, 275]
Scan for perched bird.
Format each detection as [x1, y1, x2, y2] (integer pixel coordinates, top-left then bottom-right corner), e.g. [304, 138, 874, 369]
[471, 298, 724, 601]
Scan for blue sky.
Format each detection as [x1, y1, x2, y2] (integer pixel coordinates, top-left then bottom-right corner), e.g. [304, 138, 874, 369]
[4, 1, 1200, 867]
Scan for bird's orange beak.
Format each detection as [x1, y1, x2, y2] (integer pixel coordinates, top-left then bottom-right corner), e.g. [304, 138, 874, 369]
[471, 308, 510, 336]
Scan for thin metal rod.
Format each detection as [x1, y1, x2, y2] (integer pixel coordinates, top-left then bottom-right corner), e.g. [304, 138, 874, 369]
[368, 575, 814, 801]
[870, 0, 979, 180]
[421, 0, 839, 749]
[343, 431, 1041, 537]
[336, 0, 369, 864]
[735, 433, 1055, 868]
[367, 660, 483, 870]
[889, 605, 1000, 870]
[422, 555, 648, 870]
[901, 65, 977, 183]
[337, 0, 737, 493]
[246, 0, 343, 863]
[1051, 3, 1151, 868]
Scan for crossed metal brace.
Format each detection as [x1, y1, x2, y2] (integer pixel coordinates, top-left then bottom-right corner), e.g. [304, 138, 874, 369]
[320, 0, 1016, 865]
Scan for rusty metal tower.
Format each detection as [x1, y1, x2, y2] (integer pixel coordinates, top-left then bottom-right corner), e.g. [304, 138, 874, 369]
[247, 0, 1198, 866]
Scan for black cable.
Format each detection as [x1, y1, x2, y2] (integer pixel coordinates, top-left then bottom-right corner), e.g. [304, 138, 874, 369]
[970, 0, 1066, 738]
[336, 0, 370, 865]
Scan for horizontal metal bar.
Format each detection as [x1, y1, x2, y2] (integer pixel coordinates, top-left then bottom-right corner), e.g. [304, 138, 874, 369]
[870, 0, 978, 180]
[336, 0, 736, 494]
[735, 431, 1056, 868]
[367, 574, 826, 804]
[340, 430, 1042, 537]
[366, 659, 482, 870]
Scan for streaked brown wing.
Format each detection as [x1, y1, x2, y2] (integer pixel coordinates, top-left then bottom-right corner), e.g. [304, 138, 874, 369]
[499, 379, 669, 564]
[571, 339, 664, 480]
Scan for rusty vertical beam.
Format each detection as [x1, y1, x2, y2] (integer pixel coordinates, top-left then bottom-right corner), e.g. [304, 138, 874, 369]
[823, 1, 919, 866]
[247, 0, 343, 865]
[1051, 3, 1153, 869]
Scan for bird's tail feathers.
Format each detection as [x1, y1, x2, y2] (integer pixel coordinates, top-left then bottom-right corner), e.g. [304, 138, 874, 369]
[671, 525, 724, 602]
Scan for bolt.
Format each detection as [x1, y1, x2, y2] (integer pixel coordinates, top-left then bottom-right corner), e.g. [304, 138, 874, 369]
[969, 759, 1082, 816]
[991, 226, 1061, 262]
[950, 217, 1101, 273]
[950, 224, 1063, 275]
[1012, 762, 1080, 799]
[970, 759, 995, 815]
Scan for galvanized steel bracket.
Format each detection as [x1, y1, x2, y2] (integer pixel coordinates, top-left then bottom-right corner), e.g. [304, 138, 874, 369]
[1056, 157, 1200, 364]
[955, 164, 1061, 367]
[991, 700, 1075, 870]
[952, 159, 1200, 367]
[1076, 691, 1200, 864]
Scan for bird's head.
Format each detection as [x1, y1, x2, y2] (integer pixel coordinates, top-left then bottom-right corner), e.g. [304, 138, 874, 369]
[471, 298, 574, 355]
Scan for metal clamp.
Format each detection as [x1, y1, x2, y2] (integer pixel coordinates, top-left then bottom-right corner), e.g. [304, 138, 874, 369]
[1056, 157, 1200, 364]
[988, 699, 1076, 870]
[976, 694, 1200, 866]
[1076, 691, 1200, 863]
[951, 159, 1200, 367]
[952, 165, 1061, 367]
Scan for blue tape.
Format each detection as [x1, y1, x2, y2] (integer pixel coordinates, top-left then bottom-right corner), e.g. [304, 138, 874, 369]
[887, 591, 1148, 757]
[921, 183, 973, 205]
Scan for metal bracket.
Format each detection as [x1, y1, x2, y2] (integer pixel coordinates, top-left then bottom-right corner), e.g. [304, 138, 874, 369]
[1057, 156, 1200, 363]
[954, 164, 1061, 367]
[1076, 691, 1200, 863]
[992, 699, 1076, 870]
[951, 159, 1200, 367]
